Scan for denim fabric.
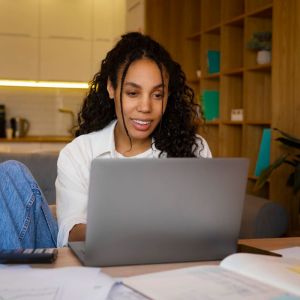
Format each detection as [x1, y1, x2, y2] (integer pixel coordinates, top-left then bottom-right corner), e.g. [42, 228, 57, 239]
[0, 160, 58, 249]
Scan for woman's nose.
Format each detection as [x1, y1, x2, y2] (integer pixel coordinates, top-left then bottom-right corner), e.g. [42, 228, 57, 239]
[137, 96, 151, 112]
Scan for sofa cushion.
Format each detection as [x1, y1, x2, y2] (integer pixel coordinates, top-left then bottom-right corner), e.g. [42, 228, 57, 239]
[0, 152, 58, 204]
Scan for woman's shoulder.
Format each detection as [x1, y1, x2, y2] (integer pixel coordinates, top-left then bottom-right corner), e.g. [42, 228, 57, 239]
[59, 121, 116, 160]
[194, 134, 212, 158]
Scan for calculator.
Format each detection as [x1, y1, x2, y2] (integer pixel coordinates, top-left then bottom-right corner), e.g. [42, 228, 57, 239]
[0, 248, 58, 264]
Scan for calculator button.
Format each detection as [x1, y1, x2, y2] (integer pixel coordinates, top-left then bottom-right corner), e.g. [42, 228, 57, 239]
[23, 249, 34, 254]
[34, 249, 44, 254]
[45, 249, 54, 254]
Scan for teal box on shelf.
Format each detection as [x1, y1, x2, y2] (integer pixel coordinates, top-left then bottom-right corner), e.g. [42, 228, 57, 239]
[207, 50, 220, 74]
[201, 90, 220, 121]
[254, 128, 271, 177]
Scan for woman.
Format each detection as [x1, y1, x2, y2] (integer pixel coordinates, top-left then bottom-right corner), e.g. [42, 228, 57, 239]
[0, 32, 211, 249]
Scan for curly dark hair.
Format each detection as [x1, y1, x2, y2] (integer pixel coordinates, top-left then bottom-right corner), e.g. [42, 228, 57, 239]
[76, 32, 204, 157]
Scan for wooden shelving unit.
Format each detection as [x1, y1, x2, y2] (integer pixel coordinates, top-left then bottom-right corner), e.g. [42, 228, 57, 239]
[193, 0, 273, 199]
[145, 0, 300, 233]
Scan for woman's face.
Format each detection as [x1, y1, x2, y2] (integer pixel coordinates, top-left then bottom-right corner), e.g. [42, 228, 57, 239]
[107, 58, 169, 152]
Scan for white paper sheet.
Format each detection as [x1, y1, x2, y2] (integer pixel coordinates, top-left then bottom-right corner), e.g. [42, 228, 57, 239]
[275, 247, 300, 260]
[0, 266, 117, 300]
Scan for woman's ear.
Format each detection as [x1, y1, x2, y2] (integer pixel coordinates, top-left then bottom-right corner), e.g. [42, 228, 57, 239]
[107, 80, 115, 100]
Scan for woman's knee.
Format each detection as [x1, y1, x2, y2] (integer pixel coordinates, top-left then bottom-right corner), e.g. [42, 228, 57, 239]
[0, 160, 36, 186]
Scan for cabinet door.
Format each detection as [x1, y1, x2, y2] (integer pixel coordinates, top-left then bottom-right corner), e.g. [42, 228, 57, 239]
[0, 36, 39, 79]
[0, 0, 39, 36]
[126, 0, 145, 32]
[91, 40, 113, 76]
[40, 38, 92, 82]
[40, 0, 93, 39]
[93, 0, 114, 40]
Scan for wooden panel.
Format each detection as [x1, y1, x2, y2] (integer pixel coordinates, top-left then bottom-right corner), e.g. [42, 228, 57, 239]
[244, 70, 271, 123]
[220, 75, 243, 121]
[197, 125, 219, 156]
[221, 0, 245, 22]
[201, 0, 221, 30]
[221, 25, 244, 71]
[246, 0, 273, 12]
[219, 124, 242, 157]
[271, 0, 300, 231]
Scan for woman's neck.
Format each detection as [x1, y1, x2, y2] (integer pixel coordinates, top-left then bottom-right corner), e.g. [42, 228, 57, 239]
[114, 127, 151, 157]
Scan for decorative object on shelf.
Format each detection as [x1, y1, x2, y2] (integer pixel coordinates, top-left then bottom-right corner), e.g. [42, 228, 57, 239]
[201, 90, 219, 121]
[207, 50, 220, 74]
[247, 31, 272, 65]
[254, 128, 271, 177]
[196, 69, 201, 79]
[230, 109, 243, 122]
[255, 128, 300, 195]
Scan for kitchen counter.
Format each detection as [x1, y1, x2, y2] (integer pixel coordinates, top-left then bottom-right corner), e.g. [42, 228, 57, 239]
[0, 136, 73, 143]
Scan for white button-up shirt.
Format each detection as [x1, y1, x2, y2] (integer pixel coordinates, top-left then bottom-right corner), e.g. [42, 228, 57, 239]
[56, 120, 212, 247]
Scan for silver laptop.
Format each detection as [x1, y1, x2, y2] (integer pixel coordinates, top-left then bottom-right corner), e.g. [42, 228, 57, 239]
[69, 158, 249, 267]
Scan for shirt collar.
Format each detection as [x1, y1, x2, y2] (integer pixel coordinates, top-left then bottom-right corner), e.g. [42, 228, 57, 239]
[92, 119, 165, 158]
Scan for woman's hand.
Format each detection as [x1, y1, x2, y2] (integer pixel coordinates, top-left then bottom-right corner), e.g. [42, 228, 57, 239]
[69, 224, 86, 241]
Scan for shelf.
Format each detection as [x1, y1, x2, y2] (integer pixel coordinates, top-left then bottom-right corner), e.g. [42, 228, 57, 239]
[222, 68, 244, 76]
[222, 121, 243, 125]
[186, 31, 201, 41]
[205, 120, 220, 126]
[202, 24, 221, 34]
[245, 121, 271, 126]
[187, 78, 200, 85]
[223, 14, 245, 27]
[246, 64, 272, 72]
[202, 73, 220, 79]
[247, 3, 273, 18]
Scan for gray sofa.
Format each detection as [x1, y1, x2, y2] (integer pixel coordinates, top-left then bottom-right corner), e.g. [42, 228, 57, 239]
[0, 152, 288, 238]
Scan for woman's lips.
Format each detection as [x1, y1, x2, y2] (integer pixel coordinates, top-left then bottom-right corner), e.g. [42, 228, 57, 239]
[131, 119, 152, 131]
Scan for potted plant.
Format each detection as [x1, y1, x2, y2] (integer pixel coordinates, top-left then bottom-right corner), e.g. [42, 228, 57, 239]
[254, 128, 300, 230]
[247, 31, 272, 65]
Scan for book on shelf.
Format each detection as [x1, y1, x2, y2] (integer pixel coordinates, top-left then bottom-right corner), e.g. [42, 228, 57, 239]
[207, 50, 220, 74]
[201, 90, 220, 121]
[123, 253, 300, 300]
[254, 128, 271, 177]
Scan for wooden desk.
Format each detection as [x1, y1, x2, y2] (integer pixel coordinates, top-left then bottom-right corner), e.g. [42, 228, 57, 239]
[36, 237, 300, 277]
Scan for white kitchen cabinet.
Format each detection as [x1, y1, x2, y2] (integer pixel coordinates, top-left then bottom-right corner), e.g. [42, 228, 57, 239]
[91, 40, 113, 76]
[40, 0, 93, 39]
[0, 0, 39, 36]
[0, 36, 39, 79]
[126, 0, 145, 33]
[40, 38, 92, 82]
[93, 0, 113, 40]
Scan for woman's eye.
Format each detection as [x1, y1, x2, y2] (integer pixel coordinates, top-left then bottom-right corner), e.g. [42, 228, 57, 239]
[153, 93, 163, 99]
[126, 91, 138, 97]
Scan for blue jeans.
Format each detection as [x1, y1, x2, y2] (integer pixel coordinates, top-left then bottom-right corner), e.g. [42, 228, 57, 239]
[0, 160, 58, 249]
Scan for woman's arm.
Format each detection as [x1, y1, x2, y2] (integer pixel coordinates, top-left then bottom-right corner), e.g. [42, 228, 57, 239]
[69, 224, 86, 241]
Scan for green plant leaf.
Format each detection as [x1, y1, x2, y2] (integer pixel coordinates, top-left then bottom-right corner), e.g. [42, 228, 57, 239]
[276, 137, 300, 149]
[274, 128, 300, 144]
[254, 154, 289, 191]
[284, 159, 297, 167]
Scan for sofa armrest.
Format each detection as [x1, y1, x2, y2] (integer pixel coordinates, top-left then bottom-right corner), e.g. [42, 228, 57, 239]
[239, 194, 288, 238]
